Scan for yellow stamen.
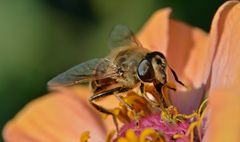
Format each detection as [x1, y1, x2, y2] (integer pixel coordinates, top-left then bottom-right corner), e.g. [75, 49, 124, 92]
[125, 129, 138, 142]
[117, 137, 129, 142]
[106, 130, 116, 142]
[186, 121, 198, 136]
[80, 131, 90, 142]
[110, 91, 152, 125]
[199, 107, 207, 128]
[123, 93, 149, 113]
[175, 112, 197, 120]
[172, 134, 185, 140]
[182, 99, 208, 141]
[198, 98, 208, 115]
[116, 129, 138, 142]
[139, 128, 165, 142]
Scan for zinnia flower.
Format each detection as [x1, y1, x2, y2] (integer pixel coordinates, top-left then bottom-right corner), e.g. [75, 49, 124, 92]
[3, 1, 240, 142]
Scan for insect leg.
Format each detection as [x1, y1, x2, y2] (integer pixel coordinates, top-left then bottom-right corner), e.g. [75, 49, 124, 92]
[140, 83, 162, 108]
[89, 87, 129, 134]
[89, 101, 120, 134]
[153, 81, 169, 108]
[140, 83, 144, 94]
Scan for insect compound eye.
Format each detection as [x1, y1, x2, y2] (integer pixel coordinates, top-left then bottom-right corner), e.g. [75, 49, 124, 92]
[137, 59, 155, 82]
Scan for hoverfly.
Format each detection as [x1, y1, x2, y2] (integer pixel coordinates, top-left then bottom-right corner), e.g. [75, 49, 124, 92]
[48, 25, 185, 132]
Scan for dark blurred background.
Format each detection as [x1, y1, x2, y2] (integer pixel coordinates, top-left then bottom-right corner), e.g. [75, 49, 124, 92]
[0, 0, 225, 141]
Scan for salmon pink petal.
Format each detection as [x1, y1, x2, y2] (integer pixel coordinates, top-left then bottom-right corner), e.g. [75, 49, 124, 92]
[138, 8, 209, 114]
[208, 1, 240, 90]
[73, 87, 121, 131]
[167, 20, 209, 114]
[205, 88, 240, 142]
[138, 8, 171, 54]
[204, 1, 240, 142]
[2, 87, 106, 142]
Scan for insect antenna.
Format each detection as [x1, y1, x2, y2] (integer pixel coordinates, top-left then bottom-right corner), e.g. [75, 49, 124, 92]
[169, 67, 186, 87]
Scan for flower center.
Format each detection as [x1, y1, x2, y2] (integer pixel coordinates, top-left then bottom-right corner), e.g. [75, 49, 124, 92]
[111, 83, 207, 142]
[111, 93, 207, 142]
[81, 84, 208, 142]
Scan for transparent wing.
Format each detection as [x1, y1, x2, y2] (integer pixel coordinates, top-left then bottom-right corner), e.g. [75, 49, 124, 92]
[48, 58, 119, 87]
[108, 24, 142, 49]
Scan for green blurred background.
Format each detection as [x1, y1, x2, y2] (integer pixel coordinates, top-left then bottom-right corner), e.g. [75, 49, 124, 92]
[0, 0, 225, 141]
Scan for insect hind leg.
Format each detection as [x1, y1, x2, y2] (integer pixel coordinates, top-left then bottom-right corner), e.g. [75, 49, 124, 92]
[89, 87, 129, 134]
